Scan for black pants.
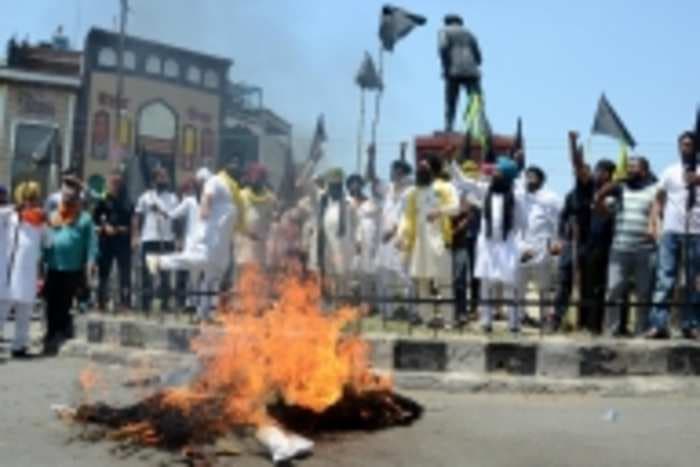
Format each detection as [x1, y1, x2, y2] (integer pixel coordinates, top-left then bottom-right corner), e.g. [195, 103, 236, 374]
[581, 247, 610, 333]
[176, 270, 190, 309]
[554, 244, 609, 333]
[98, 236, 131, 309]
[44, 269, 83, 344]
[141, 241, 175, 312]
[445, 76, 482, 131]
[466, 236, 481, 315]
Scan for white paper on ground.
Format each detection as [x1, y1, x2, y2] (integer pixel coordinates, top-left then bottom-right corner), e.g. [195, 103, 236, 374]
[256, 425, 314, 463]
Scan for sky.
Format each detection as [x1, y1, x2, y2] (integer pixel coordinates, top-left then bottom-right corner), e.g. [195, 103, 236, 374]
[2, 0, 699, 194]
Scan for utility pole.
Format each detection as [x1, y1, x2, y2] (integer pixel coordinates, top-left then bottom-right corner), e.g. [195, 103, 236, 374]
[114, 0, 129, 161]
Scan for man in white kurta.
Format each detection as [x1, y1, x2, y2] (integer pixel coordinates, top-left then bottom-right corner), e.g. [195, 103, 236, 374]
[311, 169, 359, 298]
[449, 157, 528, 332]
[400, 159, 459, 323]
[515, 166, 562, 324]
[375, 160, 413, 319]
[148, 167, 244, 320]
[346, 174, 381, 305]
[0, 182, 45, 357]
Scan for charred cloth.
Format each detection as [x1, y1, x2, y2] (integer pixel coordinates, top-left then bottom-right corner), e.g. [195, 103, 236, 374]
[73, 388, 423, 451]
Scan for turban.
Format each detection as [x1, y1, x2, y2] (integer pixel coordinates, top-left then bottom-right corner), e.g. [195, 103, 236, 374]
[496, 156, 519, 182]
[245, 162, 269, 184]
[14, 181, 41, 204]
[324, 168, 345, 184]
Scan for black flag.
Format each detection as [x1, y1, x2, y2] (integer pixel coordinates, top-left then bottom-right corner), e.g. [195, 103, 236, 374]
[512, 117, 525, 169]
[591, 94, 636, 148]
[379, 4, 427, 52]
[308, 114, 327, 164]
[355, 51, 383, 90]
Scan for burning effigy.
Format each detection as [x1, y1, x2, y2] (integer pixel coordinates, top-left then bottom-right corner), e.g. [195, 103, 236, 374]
[61, 269, 422, 463]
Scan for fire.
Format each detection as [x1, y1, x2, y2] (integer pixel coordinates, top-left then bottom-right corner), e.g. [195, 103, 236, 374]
[184, 267, 392, 426]
[71, 267, 420, 456]
[79, 364, 106, 403]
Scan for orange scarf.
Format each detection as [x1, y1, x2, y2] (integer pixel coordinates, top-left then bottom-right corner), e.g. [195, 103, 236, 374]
[20, 207, 45, 227]
[51, 202, 80, 227]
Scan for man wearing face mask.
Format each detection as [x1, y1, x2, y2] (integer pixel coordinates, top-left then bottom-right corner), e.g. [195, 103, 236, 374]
[549, 158, 616, 333]
[133, 167, 178, 314]
[312, 168, 359, 298]
[375, 160, 413, 319]
[515, 166, 562, 326]
[647, 132, 700, 339]
[347, 173, 381, 307]
[44, 176, 97, 355]
[401, 156, 459, 324]
[595, 157, 658, 336]
[93, 169, 133, 312]
[449, 156, 528, 333]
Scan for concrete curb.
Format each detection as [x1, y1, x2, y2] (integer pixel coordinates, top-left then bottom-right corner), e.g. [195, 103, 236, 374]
[74, 315, 700, 379]
[61, 339, 700, 397]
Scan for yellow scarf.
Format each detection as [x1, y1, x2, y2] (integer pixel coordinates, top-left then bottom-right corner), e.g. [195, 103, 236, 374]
[401, 182, 454, 252]
[243, 187, 275, 205]
[217, 170, 247, 233]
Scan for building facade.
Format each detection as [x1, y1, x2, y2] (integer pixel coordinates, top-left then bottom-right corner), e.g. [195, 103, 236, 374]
[0, 38, 81, 194]
[221, 83, 293, 192]
[76, 28, 231, 190]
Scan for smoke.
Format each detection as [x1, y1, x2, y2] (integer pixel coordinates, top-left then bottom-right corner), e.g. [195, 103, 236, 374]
[127, 0, 385, 174]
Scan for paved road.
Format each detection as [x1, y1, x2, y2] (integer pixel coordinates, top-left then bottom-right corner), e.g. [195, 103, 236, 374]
[1, 357, 699, 467]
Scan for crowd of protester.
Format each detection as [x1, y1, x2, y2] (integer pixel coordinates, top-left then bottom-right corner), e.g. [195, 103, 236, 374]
[1, 130, 699, 359]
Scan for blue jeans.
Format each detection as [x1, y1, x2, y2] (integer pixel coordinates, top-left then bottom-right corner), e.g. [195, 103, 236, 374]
[649, 233, 700, 331]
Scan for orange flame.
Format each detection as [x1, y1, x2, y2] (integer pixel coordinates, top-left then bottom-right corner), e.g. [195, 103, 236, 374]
[167, 267, 392, 427]
[79, 364, 106, 403]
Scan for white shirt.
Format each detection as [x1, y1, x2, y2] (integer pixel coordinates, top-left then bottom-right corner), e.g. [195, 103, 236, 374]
[517, 187, 562, 261]
[170, 195, 200, 251]
[202, 175, 236, 240]
[0, 206, 14, 300]
[135, 190, 179, 243]
[659, 162, 700, 234]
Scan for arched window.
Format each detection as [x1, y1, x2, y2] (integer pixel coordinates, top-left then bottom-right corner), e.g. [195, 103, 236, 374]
[97, 47, 117, 67]
[201, 128, 214, 162]
[145, 54, 162, 75]
[182, 125, 198, 170]
[91, 110, 110, 160]
[164, 58, 179, 79]
[186, 65, 201, 84]
[123, 50, 136, 70]
[203, 70, 219, 89]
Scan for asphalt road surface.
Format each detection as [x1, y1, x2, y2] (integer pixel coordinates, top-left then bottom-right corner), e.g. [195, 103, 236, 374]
[1, 357, 699, 467]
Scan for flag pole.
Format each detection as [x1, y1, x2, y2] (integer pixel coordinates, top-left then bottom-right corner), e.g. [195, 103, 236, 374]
[357, 88, 366, 174]
[370, 45, 384, 164]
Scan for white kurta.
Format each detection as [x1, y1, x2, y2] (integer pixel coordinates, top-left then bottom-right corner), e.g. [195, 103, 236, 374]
[4, 213, 45, 304]
[449, 161, 528, 286]
[158, 176, 235, 276]
[170, 195, 200, 252]
[517, 187, 561, 264]
[236, 190, 276, 267]
[474, 194, 528, 285]
[375, 183, 409, 274]
[406, 186, 453, 283]
[352, 197, 381, 274]
[0, 206, 14, 300]
[312, 196, 358, 277]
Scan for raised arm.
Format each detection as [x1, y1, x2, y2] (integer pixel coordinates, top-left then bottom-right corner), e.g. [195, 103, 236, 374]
[447, 160, 488, 201]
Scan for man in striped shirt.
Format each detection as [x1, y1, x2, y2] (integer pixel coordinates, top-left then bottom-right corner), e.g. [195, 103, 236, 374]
[595, 157, 657, 336]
